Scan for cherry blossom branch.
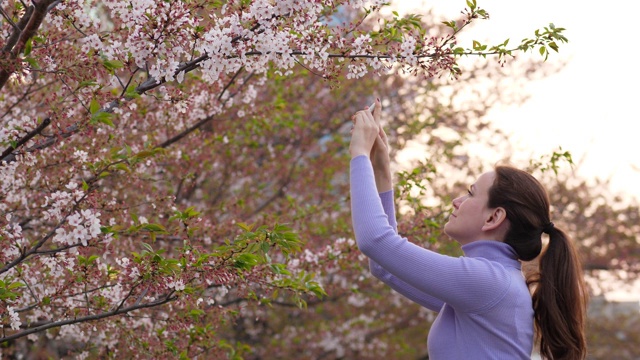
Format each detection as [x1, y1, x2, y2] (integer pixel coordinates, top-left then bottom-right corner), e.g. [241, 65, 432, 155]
[0, 79, 56, 120]
[0, 221, 59, 275]
[1, 121, 78, 163]
[0, 293, 178, 343]
[217, 66, 245, 102]
[1, 4, 33, 53]
[113, 282, 142, 313]
[15, 283, 118, 313]
[0, 4, 563, 169]
[14, 270, 41, 313]
[0, 0, 56, 90]
[1, 42, 450, 165]
[47, 1, 62, 11]
[33, 242, 82, 255]
[0, 6, 19, 31]
[157, 70, 254, 149]
[0, 191, 89, 275]
[154, 111, 207, 150]
[0, 57, 242, 163]
[0, 117, 50, 159]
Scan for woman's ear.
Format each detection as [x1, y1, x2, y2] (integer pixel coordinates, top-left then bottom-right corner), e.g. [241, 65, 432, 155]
[482, 207, 507, 231]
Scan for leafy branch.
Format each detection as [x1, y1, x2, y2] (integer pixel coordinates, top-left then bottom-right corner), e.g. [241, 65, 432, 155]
[0, 292, 178, 343]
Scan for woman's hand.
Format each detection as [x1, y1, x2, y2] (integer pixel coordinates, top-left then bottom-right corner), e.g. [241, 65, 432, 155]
[369, 98, 390, 171]
[349, 105, 380, 159]
[369, 98, 392, 192]
[350, 98, 393, 192]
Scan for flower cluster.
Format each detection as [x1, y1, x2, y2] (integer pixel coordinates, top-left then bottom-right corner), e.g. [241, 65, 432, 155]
[0, 214, 25, 263]
[53, 209, 102, 247]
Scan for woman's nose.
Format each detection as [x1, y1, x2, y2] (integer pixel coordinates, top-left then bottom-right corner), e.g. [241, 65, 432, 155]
[452, 196, 462, 209]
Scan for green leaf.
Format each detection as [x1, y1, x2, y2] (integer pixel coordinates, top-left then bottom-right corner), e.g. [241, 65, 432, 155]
[141, 223, 168, 233]
[24, 57, 39, 69]
[78, 80, 98, 88]
[234, 253, 259, 269]
[102, 59, 124, 73]
[131, 148, 165, 161]
[7, 282, 24, 290]
[89, 98, 100, 114]
[184, 206, 200, 218]
[441, 20, 457, 30]
[236, 222, 254, 232]
[91, 112, 115, 127]
[113, 163, 131, 173]
[466, 0, 476, 10]
[189, 309, 205, 318]
[125, 86, 140, 99]
[24, 37, 33, 56]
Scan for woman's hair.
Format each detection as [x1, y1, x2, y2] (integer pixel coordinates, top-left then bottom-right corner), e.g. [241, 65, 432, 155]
[488, 166, 588, 360]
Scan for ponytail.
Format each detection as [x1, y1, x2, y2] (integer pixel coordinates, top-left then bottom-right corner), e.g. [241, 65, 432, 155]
[489, 166, 588, 359]
[530, 226, 588, 360]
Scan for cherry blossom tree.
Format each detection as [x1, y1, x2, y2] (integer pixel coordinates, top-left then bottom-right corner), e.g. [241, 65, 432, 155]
[0, 0, 575, 358]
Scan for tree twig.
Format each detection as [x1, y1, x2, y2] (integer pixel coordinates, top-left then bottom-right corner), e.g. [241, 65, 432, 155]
[1, 5, 33, 53]
[0, 0, 56, 90]
[0, 117, 51, 159]
[0, 294, 178, 343]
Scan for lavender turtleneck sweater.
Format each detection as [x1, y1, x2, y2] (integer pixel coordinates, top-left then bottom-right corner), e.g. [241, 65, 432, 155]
[350, 155, 534, 359]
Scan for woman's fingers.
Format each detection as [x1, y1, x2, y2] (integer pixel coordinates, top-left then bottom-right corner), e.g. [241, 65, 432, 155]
[351, 99, 382, 137]
[353, 110, 379, 139]
[350, 109, 380, 158]
[373, 97, 381, 124]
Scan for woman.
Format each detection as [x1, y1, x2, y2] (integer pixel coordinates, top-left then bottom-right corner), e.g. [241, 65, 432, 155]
[349, 99, 588, 359]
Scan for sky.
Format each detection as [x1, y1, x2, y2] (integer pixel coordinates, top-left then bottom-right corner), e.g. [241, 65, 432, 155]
[394, 0, 640, 201]
[391, 1, 640, 301]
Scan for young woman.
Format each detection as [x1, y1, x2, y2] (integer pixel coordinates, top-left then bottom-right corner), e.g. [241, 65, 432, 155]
[349, 99, 588, 359]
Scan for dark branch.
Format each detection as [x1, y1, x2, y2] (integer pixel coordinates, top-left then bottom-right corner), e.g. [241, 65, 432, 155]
[0, 117, 51, 159]
[0, 294, 177, 343]
[1, 5, 34, 53]
[1, 122, 79, 163]
[157, 113, 215, 149]
[1, 80, 56, 120]
[0, 192, 89, 275]
[0, 0, 56, 90]
[157, 69, 253, 149]
[0, 223, 58, 275]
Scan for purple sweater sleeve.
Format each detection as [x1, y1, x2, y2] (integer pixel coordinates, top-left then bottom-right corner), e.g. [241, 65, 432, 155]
[369, 191, 445, 311]
[351, 156, 512, 313]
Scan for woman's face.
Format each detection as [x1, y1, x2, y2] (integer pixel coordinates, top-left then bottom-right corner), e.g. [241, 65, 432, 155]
[444, 171, 496, 245]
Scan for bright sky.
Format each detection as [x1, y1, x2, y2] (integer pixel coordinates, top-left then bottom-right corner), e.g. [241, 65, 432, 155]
[394, 0, 640, 202]
[391, 0, 640, 302]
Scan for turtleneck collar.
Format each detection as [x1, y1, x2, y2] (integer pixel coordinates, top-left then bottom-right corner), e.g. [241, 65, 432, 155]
[461, 240, 521, 270]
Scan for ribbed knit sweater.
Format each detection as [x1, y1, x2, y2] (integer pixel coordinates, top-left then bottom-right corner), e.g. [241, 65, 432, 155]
[350, 155, 534, 359]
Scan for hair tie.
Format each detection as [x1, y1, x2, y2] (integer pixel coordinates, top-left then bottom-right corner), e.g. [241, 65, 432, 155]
[542, 222, 555, 234]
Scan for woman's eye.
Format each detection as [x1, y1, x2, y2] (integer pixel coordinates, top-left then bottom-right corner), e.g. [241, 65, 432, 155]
[467, 189, 473, 196]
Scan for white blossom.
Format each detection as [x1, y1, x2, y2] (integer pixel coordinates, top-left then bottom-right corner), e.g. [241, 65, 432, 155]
[7, 306, 21, 330]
